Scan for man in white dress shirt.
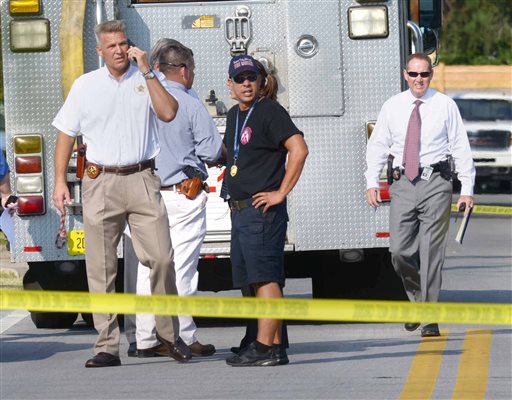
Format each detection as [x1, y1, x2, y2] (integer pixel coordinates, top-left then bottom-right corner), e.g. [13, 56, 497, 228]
[52, 20, 191, 367]
[365, 53, 475, 337]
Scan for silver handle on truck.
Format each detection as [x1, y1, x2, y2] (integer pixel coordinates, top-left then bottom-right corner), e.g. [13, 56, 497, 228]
[407, 20, 423, 54]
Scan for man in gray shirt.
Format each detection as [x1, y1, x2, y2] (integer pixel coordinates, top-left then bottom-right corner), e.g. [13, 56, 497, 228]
[124, 39, 222, 357]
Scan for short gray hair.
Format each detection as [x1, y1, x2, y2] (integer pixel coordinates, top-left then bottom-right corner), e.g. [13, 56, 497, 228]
[94, 20, 126, 42]
[150, 38, 194, 73]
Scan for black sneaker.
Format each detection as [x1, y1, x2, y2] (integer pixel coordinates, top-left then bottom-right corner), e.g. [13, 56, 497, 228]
[273, 345, 289, 365]
[226, 341, 278, 367]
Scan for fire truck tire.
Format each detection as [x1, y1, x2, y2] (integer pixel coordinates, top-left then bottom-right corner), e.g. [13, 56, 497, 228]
[80, 313, 94, 327]
[311, 248, 407, 300]
[22, 263, 80, 329]
[29, 310, 78, 329]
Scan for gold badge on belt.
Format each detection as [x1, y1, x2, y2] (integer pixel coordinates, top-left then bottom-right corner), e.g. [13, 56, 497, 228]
[392, 169, 401, 181]
[230, 165, 238, 177]
[86, 164, 100, 179]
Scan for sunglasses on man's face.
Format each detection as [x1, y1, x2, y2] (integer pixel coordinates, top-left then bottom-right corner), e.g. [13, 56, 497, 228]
[407, 71, 431, 78]
[232, 74, 258, 84]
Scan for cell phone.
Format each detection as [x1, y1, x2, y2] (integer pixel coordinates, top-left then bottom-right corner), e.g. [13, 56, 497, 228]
[127, 39, 137, 62]
[4, 195, 17, 208]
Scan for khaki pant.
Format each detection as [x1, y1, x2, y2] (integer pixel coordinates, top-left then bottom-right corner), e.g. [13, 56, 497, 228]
[82, 169, 179, 356]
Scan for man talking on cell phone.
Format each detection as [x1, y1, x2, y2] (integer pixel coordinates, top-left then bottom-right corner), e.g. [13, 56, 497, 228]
[52, 20, 190, 368]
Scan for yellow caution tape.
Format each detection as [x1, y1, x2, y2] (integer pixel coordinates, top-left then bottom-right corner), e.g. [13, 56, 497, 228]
[1, 290, 510, 325]
[451, 204, 512, 215]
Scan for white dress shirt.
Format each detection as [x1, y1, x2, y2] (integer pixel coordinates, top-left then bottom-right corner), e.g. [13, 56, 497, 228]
[53, 65, 169, 166]
[365, 88, 475, 195]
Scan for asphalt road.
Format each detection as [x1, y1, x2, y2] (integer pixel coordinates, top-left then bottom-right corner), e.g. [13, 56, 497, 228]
[1, 195, 511, 400]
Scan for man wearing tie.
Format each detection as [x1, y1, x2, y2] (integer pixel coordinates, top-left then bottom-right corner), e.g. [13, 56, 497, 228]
[365, 53, 475, 337]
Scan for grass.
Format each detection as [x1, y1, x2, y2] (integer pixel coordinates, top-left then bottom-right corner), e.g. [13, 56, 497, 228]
[0, 269, 22, 290]
[1, 231, 22, 290]
[0, 230, 7, 247]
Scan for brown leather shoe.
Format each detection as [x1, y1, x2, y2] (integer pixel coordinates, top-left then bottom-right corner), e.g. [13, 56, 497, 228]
[137, 343, 170, 358]
[189, 341, 216, 357]
[85, 352, 121, 368]
[155, 333, 192, 363]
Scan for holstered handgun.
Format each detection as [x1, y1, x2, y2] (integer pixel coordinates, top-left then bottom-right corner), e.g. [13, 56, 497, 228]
[76, 136, 87, 180]
[181, 165, 207, 200]
[439, 155, 453, 181]
[386, 154, 394, 185]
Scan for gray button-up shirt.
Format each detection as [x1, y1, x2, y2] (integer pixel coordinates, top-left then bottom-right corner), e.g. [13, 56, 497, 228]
[156, 81, 222, 185]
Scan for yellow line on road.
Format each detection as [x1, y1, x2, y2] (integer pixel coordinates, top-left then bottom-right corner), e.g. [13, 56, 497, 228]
[452, 329, 492, 400]
[400, 332, 449, 400]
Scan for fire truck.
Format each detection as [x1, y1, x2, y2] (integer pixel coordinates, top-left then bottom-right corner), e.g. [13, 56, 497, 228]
[1, 0, 442, 327]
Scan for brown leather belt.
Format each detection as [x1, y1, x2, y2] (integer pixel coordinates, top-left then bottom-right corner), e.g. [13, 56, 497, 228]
[86, 159, 154, 176]
[161, 181, 186, 192]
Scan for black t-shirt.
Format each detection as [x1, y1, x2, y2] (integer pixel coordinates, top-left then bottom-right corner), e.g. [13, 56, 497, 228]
[223, 98, 302, 200]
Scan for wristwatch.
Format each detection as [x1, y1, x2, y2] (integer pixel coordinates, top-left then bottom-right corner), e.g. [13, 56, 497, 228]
[143, 69, 155, 79]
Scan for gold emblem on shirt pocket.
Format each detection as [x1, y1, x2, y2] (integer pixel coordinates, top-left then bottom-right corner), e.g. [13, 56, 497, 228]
[135, 84, 147, 95]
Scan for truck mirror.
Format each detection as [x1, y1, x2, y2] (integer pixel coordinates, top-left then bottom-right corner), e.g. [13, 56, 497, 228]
[422, 28, 437, 55]
[418, 0, 442, 30]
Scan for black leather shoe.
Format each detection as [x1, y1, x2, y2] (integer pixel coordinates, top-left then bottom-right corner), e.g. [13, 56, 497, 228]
[404, 322, 421, 332]
[230, 346, 241, 355]
[189, 341, 216, 357]
[137, 343, 170, 358]
[127, 342, 137, 357]
[226, 341, 279, 367]
[85, 352, 121, 368]
[421, 323, 440, 337]
[155, 333, 192, 363]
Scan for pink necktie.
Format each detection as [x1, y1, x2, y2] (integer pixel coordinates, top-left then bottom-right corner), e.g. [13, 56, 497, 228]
[403, 100, 422, 181]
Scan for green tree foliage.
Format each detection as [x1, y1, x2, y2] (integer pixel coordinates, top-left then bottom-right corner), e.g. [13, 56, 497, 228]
[440, 0, 512, 64]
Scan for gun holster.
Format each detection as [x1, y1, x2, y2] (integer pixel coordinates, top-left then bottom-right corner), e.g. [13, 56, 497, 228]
[439, 156, 453, 181]
[76, 142, 87, 179]
[386, 154, 394, 185]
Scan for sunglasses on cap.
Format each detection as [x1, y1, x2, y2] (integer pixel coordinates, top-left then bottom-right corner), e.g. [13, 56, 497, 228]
[232, 74, 258, 84]
[407, 71, 431, 78]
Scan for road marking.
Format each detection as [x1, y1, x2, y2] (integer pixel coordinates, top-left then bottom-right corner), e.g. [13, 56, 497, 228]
[400, 331, 449, 400]
[0, 310, 29, 334]
[452, 329, 492, 400]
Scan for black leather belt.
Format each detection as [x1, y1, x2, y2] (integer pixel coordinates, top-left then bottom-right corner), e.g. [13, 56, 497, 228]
[392, 162, 443, 181]
[87, 159, 154, 175]
[229, 198, 254, 211]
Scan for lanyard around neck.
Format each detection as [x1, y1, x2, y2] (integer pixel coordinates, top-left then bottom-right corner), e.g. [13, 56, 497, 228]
[233, 101, 257, 165]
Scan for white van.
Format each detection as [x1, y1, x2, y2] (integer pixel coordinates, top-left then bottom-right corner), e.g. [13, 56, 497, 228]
[452, 91, 512, 122]
[451, 91, 512, 190]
